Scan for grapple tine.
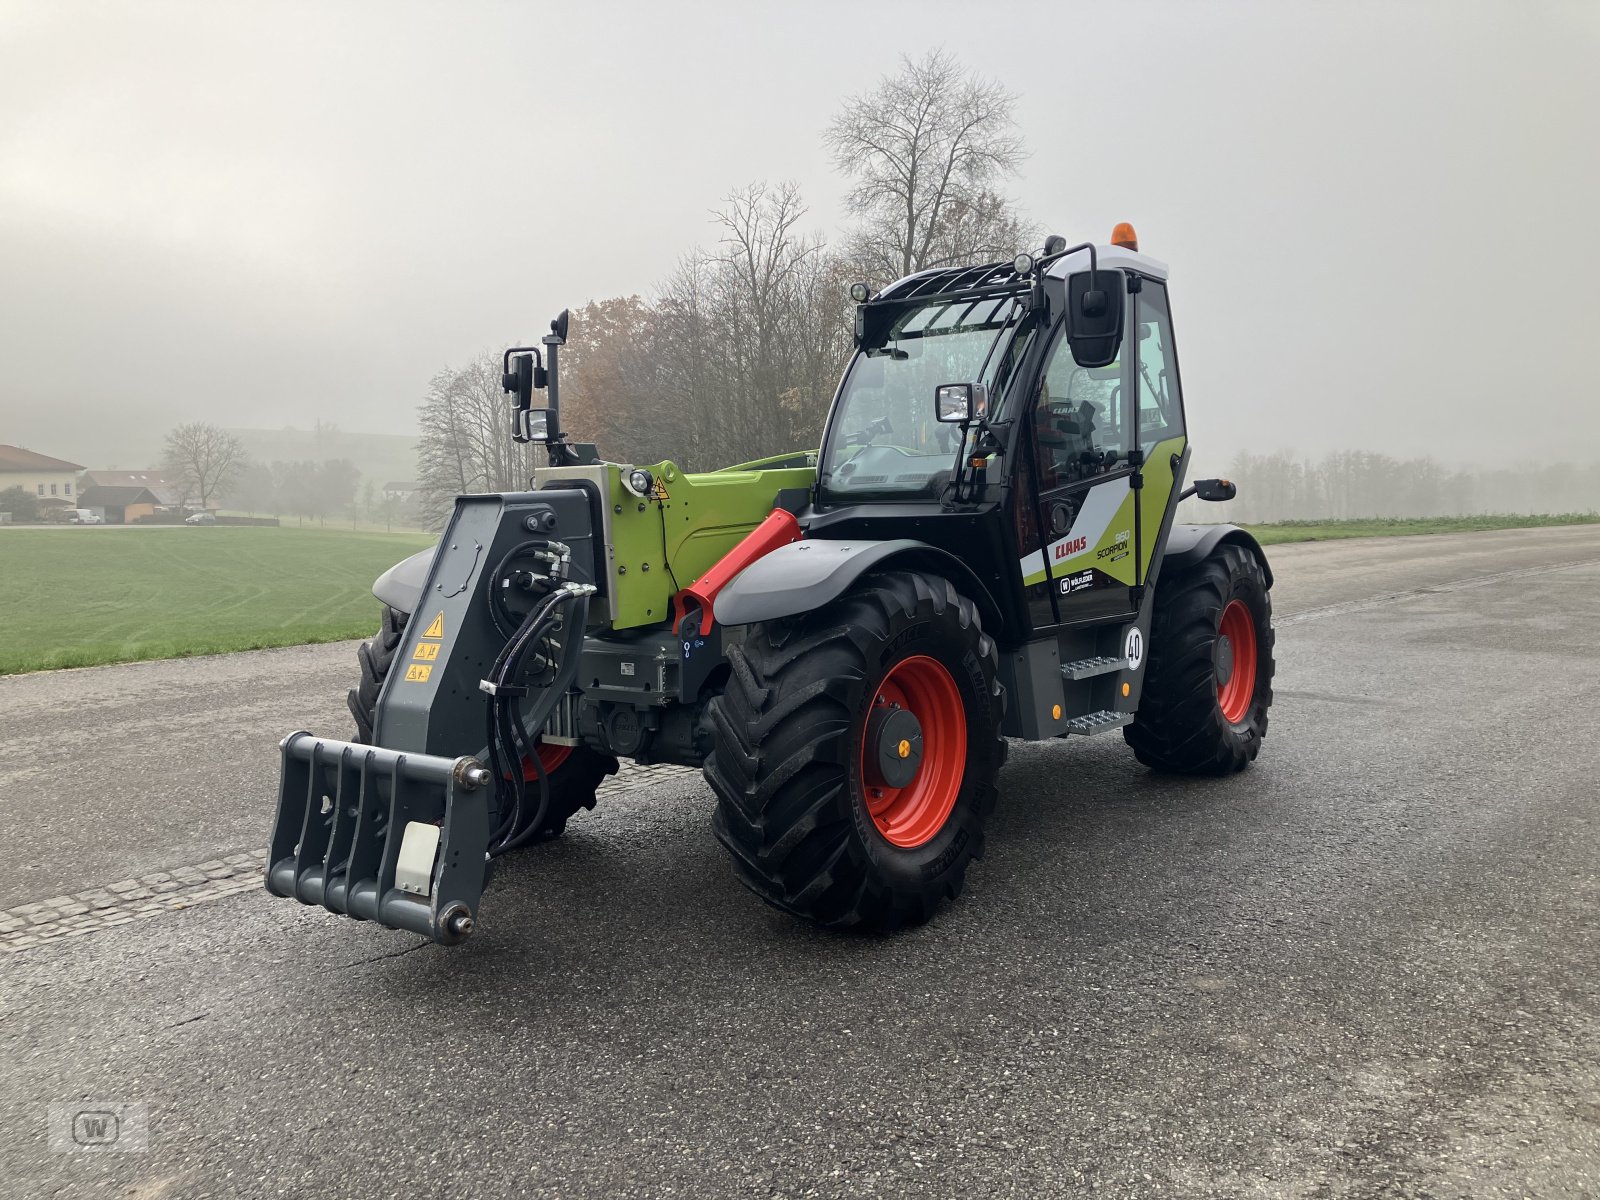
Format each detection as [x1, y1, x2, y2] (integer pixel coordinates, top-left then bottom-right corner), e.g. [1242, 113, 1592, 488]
[264, 734, 491, 944]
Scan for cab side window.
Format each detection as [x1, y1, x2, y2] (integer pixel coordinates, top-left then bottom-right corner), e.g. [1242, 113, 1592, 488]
[1032, 328, 1130, 492]
[1135, 282, 1184, 443]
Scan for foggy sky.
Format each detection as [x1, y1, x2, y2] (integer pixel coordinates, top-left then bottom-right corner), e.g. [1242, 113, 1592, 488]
[2, 0, 1597, 470]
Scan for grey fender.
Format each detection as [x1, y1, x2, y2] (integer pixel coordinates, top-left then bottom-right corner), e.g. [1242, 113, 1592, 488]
[372, 547, 437, 616]
[1161, 524, 1273, 588]
[713, 538, 1006, 635]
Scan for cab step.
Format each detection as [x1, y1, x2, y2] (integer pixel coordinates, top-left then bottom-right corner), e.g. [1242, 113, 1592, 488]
[1063, 709, 1134, 736]
[1060, 655, 1131, 681]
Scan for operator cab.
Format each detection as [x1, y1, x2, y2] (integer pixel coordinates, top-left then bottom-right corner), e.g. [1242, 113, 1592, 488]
[813, 228, 1187, 642]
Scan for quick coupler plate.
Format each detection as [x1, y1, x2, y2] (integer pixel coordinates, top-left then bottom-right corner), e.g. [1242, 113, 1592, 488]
[264, 732, 494, 944]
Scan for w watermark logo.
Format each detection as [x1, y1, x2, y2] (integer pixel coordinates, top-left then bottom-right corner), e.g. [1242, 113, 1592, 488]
[48, 1102, 147, 1153]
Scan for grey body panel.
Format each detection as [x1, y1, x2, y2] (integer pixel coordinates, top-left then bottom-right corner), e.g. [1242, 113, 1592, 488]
[713, 538, 1000, 631]
[372, 547, 437, 616]
[375, 490, 600, 755]
[1163, 524, 1274, 588]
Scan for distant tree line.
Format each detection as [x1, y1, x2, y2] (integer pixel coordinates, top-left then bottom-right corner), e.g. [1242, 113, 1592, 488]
[416, 51, 1034, 528]
[226, 457, 362, 526]
[1197, 450, 1600, 524]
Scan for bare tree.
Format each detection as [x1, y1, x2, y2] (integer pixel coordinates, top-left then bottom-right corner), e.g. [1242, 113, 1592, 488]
[826, 48, 1030, 282]
[162, 422, 246, 511]
[651, 182, 850, 467]
[416, 353, 542, 529]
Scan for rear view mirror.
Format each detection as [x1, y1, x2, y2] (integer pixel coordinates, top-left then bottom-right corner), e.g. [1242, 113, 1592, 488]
[935, 383, 987, 423]
[1066, 270, 1125, 369]
[501, 352, 548, 408]
[1180, 477, 1238, 502]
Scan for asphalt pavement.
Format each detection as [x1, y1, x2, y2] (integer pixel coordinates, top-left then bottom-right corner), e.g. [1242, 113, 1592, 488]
[2, 524, 1598, 1198]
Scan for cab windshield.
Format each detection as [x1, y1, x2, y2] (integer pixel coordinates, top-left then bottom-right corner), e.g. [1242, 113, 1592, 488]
[820, 295, 1030, 500]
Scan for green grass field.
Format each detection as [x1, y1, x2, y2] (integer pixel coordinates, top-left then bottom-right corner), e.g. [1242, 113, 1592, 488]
[3, 513, 1595, 676]
[1244, 512, 1600, 545]
[0, 527, 433, 675]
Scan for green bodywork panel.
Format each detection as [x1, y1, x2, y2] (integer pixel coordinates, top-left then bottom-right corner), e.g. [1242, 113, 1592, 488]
[1136, 435, 1186, 577]
[1019, 433, 1187, 589]
[537, 459, 816, 631]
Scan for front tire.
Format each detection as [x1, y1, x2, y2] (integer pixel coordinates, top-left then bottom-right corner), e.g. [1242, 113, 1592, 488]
[347, 605, 616, 840]
[1124, 543, 1275, 774]
[705, 571, 1005, 931]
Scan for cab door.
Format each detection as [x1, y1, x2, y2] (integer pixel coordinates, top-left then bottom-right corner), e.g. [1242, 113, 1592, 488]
[1023, 317, 1141, 625]
[1128, 277, 1188, 582]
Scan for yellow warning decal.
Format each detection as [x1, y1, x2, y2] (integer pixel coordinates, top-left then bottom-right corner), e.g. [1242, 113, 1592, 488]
[421, 612, 445, 639]
[404, 663, 432, 683]
[412, 642, 440, 662]
[651, 479, 670, 500]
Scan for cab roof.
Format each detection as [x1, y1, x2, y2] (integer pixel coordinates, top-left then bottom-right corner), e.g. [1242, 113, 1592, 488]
[1043, 242, 1169, 283]
[876, 241, 1169, 307]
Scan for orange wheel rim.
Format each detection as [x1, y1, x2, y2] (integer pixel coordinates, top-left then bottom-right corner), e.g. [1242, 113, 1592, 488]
[1216, 599, 1258, 725]
[520, 741, 573, 780]
[859, 655, 966, 848]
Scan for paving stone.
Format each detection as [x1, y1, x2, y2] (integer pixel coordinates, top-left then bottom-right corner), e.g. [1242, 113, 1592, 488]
[5, 937, 36, 951]
[106, 879, 141, 895]
[10, 903, 49, 916]
[225, 854, 257, 866]
[0, 918, 22, 934]
[28, 911, 58, 925]
[149, 880, 183, 893]
[76, 890, 118, 909]
[140, 873, 173, 885]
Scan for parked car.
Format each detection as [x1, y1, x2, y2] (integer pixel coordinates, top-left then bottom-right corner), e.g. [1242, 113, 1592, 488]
[69, 510, 104, 525]
[184, 512, 217, 525]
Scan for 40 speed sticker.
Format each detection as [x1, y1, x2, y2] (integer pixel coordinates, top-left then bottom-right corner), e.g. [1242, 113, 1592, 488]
[1124, 626, 1144, 671]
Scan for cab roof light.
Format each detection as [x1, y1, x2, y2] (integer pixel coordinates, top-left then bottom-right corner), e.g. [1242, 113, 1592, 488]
[1110, 222, 1139, 251]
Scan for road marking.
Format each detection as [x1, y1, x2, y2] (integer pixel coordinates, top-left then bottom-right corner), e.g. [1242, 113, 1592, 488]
[1278, 559, 1594, 627]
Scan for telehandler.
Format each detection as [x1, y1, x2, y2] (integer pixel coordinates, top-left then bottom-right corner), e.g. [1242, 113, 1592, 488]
[266, 224, 1275, 943]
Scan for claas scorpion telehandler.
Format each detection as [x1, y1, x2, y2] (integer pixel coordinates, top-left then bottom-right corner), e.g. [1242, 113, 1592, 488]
[265, 224, 1275, 945]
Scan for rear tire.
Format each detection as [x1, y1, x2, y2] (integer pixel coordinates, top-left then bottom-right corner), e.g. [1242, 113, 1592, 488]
[705, 571, 1005, 931]
[347, 605, 616, 840]
[1124, 543, 1275, 774]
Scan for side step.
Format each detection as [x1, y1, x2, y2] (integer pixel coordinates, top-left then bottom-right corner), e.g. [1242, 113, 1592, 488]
[1060, 655, 1130, 681]
[1062, 709, 1134, 737]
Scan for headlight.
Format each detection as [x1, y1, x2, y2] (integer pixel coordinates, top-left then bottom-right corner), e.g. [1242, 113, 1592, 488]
[624, 468, 655, 498]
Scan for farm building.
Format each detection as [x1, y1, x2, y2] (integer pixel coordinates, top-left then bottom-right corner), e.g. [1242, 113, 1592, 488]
[0, 444, 85, 516]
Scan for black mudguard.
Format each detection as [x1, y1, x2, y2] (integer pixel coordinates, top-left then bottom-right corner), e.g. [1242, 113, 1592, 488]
[1162, 524, 1274, 588]
[713, 537, 1004, 632]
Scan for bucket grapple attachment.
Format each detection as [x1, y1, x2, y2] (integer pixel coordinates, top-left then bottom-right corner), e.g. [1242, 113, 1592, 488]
[265, 733, 494, 944]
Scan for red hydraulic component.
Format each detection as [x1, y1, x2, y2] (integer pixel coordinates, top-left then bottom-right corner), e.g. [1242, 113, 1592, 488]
[673, 508, 802, 635]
